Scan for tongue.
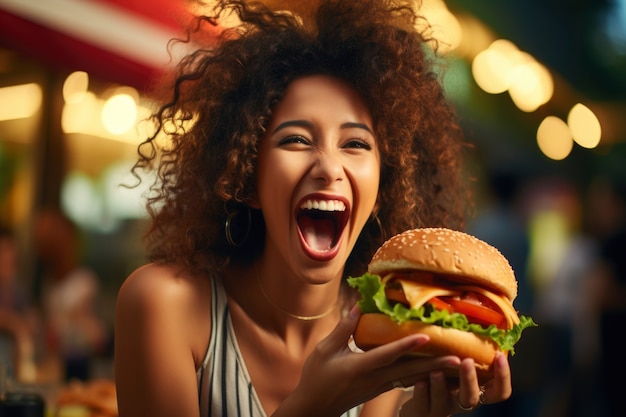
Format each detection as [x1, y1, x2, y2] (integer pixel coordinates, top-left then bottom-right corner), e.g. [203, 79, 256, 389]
[299, 216, 335, 251]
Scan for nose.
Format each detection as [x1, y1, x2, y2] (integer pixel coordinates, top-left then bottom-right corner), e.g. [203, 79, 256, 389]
[310, 149, 344, 184]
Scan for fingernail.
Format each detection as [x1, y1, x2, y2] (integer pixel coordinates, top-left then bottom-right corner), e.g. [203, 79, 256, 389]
[496, 352, 508, 367]
[410, 334, 429, 347]
[430, 371, 444, 382]
[447, 359, 461, 367]
[349, 304, 360, 319]
[441, 356, 461, 366]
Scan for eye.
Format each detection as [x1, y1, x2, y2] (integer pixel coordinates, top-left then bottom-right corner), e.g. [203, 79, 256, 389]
[278, 135, 311, 146]
[343, 138, 373, 150]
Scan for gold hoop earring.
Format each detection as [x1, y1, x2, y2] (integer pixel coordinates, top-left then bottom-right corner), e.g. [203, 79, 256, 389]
[225, 207, 252, 247]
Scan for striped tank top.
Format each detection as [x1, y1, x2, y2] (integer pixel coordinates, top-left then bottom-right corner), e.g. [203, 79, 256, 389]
[197, 278, 362, 417]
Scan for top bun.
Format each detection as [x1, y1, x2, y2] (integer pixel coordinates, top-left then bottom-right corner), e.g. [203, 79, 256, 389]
[368, 228, 517, 301]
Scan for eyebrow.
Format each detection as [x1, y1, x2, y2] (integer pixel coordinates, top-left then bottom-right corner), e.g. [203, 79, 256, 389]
[272, 120, 313, 134]
[272, 120, 373, 135]
[342, 122, 373, 133]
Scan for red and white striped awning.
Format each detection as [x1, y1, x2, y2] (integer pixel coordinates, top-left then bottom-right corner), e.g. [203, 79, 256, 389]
[0, 0, 195, 92]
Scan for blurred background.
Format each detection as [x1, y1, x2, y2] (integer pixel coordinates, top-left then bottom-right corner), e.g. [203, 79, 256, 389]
[0, 0, 624, 416]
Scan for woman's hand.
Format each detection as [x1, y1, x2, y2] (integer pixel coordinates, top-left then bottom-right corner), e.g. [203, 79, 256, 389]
[272, 306, 463, 417]
[399, 353, 512, 416]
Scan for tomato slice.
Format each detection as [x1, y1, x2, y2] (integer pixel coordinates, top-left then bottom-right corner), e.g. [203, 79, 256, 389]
[385, 283, 507, 330]
[428, 297, 452, 312]
[445, 298, 507, 329]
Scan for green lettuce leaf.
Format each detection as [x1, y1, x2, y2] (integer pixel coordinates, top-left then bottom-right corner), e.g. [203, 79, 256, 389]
[347, 273, 537, 354]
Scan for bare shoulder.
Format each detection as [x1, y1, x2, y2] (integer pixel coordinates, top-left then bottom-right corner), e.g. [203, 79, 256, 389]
[115, 263, 213, 416]
[117, 263, 209, 308]
[115, 262, 213, 365]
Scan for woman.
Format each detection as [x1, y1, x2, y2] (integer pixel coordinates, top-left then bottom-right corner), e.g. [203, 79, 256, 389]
[114, 1, 513, 416]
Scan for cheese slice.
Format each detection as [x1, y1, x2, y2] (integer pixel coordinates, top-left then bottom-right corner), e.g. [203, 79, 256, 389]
[455, 285, 520, 328]
[385, 276, 460, 310]
[384, 272, 520, 329]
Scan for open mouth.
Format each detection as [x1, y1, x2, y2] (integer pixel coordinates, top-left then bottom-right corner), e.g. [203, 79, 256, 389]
[296, 198, 350, 253]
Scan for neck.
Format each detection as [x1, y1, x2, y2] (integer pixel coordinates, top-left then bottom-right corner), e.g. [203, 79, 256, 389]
[223, 264, 343, 351]
[256, 269, 340, 321]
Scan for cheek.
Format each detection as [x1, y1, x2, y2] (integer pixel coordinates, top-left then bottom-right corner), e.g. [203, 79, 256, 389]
[350, 158, 381, 213]
[361, 174, 380, 211]
[257, 153, 300, 205]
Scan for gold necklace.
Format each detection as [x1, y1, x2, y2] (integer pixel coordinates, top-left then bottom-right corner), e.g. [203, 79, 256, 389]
[256, 269, 338, 321]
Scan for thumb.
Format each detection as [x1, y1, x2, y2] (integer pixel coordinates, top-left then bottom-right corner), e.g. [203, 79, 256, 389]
[318, 304, 361, 352]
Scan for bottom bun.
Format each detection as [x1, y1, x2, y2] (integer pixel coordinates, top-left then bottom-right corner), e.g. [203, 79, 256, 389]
[354, 313, 500, 375]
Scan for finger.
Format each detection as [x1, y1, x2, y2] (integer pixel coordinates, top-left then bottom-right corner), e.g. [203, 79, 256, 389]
[411, 380, 429, 416]
[317, 304, 363, 353]
[317, 304, 428, 360]
[429, 371, 451, 416]
[458, 358, 480, 402]
[362, 334, 431, 367]
[382, 355, 461, 392]
[483, 352, 512, 402]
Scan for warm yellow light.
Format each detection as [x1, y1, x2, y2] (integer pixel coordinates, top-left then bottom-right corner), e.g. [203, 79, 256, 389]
[537, 116, 573, 160]
[472, 39, 553, 112]
[508, 58, 553, 112]
[472, 49, 505, 94]
[62, 91, 99, 134]
[63, 71, 89, 104]
[471, 39, 520, 94]
[62, 88, 153, 144]
[533, 61, 554, 105]
[472, 48, 510, 93]
[0, 83, 42, 121]
[102, 93, 138, 135]
[567, 103, 602, 149]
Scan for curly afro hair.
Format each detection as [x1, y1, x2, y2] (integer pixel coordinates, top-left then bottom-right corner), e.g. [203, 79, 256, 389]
[134, 0, 472, 279]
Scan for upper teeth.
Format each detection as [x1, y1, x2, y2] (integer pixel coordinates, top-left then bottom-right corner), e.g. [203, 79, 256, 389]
[300, 200, 346, 211]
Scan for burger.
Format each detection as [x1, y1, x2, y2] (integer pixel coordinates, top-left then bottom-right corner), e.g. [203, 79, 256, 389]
[348, 228, 536, 375]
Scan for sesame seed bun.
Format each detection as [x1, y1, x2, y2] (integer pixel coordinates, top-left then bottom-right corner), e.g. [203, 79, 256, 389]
[368, 228, 517, 301]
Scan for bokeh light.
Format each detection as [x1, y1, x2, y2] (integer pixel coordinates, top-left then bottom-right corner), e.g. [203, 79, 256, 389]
[537, 116, 573, 160]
